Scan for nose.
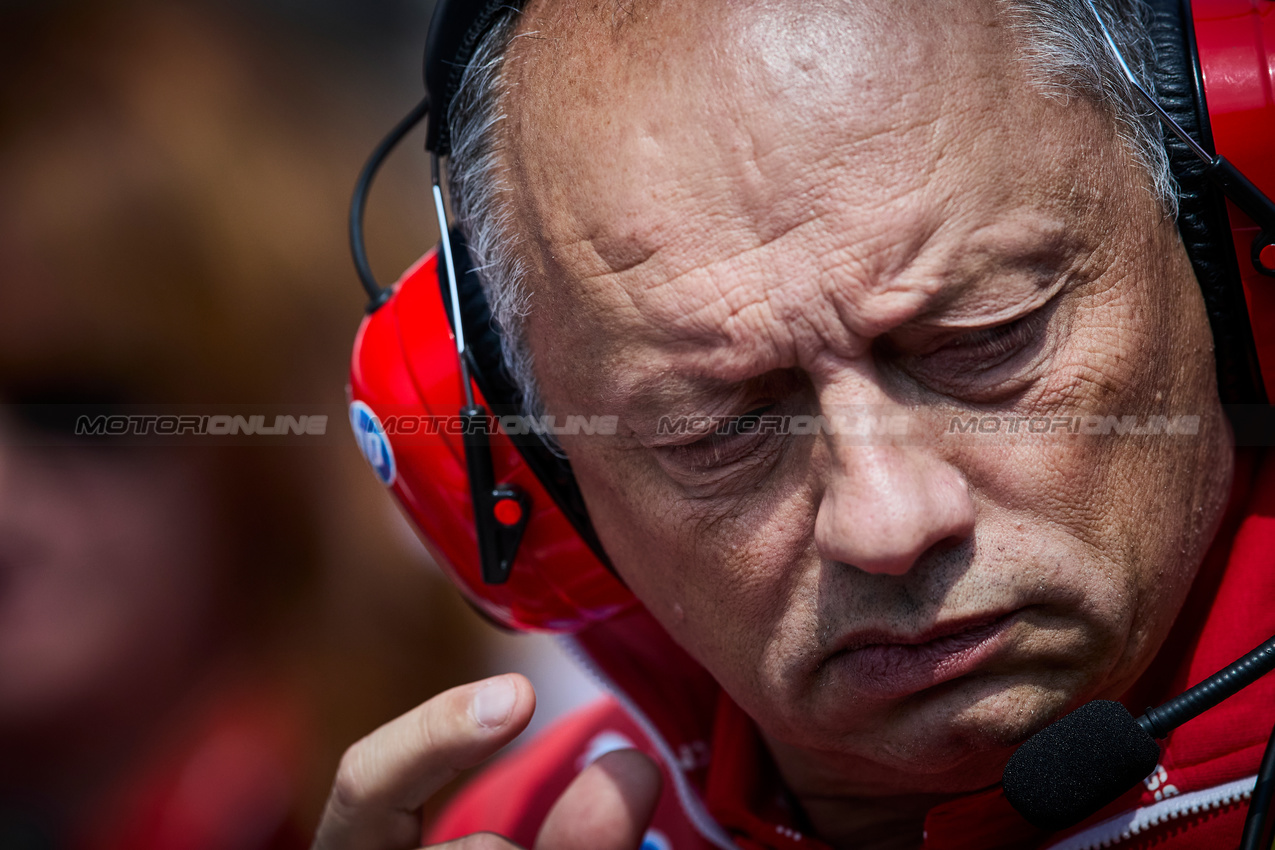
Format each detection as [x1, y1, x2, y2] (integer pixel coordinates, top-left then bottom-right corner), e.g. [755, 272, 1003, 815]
[813, 423, 976, 577]
[815, 442, 975, 575]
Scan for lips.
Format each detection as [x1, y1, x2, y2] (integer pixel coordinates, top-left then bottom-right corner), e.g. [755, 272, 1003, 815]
[826, 612, 1018, 700]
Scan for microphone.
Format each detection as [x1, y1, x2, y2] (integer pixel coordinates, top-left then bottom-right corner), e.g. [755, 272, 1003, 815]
[1003, 632, 1275, 832]
[1002, 700, 1158, 832]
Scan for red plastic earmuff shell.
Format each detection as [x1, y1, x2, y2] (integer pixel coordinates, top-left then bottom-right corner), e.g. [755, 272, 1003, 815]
[1194, 0, 1275, 400]
[349, 251, 636, 632]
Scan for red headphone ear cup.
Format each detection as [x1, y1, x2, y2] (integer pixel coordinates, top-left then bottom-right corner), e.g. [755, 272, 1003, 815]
[349, 251, 636, 632]
[1150, 0, 1267, 404]
[1189, 0, 1275, 402]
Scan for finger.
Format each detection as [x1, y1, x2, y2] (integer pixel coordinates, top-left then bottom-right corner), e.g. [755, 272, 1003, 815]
[533, 749, 663, 850]
[313, 674, 535, 850]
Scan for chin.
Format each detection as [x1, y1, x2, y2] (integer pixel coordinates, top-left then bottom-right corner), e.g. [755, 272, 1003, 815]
[829, 675, 1088, 790]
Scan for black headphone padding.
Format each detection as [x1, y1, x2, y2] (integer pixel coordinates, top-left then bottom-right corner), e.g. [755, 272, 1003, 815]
[424, 0, 530, 155]
[438, 229, 614, 570]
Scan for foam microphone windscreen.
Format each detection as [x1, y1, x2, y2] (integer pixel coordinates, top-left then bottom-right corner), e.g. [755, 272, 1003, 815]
[1002, 700, 1162, 832]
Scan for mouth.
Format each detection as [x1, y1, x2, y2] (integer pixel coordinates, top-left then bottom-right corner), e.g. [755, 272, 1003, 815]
[825, 611, 1019, 700]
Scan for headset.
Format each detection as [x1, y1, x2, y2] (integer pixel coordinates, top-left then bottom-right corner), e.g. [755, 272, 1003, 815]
[347, 0, 1275, 633]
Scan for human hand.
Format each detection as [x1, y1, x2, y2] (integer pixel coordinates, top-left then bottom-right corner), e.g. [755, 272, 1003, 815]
[311, 674, 662, 850]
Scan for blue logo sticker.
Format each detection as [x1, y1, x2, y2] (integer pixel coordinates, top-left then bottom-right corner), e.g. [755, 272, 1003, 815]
[640, 829, 671, 850]
[349, 401, 396, 486]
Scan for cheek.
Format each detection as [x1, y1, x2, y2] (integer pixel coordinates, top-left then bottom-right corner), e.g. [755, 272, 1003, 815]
[953, 249, 1230, 679]
[569, 440, 820, 697]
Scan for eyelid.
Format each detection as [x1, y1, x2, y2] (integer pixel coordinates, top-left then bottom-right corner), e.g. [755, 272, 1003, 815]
[947, 313, 1036, 354]
[656, 403, 779, 449]
[895, 296, 1063, 406]
[897, 263, 1078, 347]
[900, 279, 1065, 357]
[654, 403, 784, 479]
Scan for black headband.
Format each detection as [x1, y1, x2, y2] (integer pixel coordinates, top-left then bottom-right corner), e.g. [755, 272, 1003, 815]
[424, 0, 530, 155]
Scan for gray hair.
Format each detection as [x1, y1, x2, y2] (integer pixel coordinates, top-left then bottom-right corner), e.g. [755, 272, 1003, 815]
[445, 0, 1174, 422]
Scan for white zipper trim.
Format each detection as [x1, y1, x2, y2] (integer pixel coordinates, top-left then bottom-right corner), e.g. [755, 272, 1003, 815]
[556, 633, 738, 850]
[1043, 774, 1257, 850]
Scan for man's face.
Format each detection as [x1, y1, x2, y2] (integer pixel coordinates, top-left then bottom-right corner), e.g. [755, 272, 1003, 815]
[502, 0, 1234, 794]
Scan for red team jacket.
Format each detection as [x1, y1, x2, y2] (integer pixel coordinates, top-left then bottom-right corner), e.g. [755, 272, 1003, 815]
[429, 449, 1275, 850]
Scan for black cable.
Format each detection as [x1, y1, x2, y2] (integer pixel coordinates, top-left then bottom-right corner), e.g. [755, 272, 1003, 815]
[349, 95, 431, 311]
[1240, 721, 1275, 850]
[1140, 634, 1275, 738]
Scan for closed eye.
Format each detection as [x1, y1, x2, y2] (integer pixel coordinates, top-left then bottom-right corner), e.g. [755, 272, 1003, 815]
[945, 312, 1043, 364]
[661, 404, 779, 472]
[895, 296, 1061, 402]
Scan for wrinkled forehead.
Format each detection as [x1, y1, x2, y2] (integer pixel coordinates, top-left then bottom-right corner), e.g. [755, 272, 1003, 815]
[500, 0, 1027, 271]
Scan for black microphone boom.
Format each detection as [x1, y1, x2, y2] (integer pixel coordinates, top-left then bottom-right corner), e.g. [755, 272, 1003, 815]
[1003, 632, 1275, 832]
[1140, 633, 1275, 739]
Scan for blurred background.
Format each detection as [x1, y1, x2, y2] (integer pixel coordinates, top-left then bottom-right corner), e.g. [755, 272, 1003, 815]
[0, 1, 599, 848]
